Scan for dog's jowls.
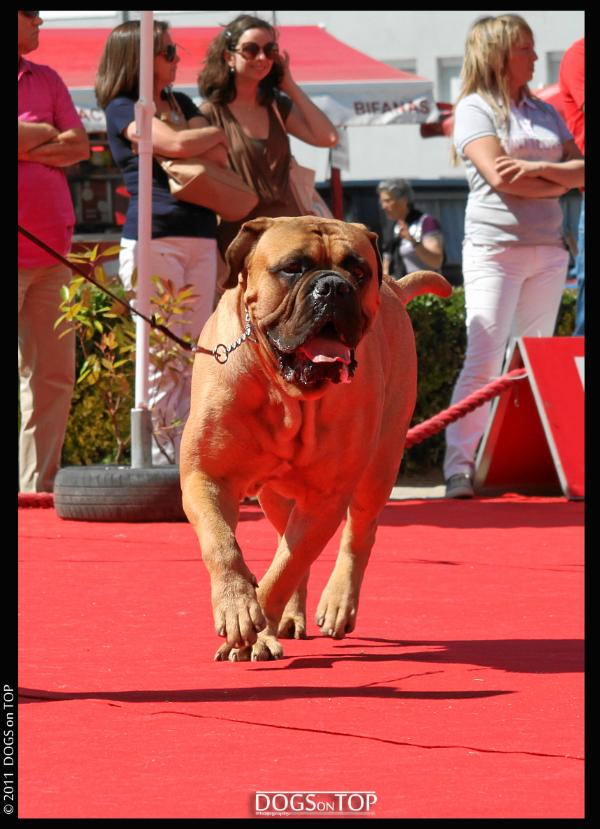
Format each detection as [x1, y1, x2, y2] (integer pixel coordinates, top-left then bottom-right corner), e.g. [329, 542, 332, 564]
[180, 216, 451, 661]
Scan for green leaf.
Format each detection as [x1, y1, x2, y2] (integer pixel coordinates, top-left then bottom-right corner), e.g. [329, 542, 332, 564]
[103, 245, 123, 258]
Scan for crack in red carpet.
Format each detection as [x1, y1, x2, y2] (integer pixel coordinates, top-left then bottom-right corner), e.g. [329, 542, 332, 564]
[143, 708, 583, 762]
[360, 669, 446, 687]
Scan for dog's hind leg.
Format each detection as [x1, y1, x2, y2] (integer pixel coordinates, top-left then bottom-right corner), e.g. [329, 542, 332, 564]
[249, 500, 348, 658]
[277, 571, 309, 639]
[259, 487, 309, 640]
[315, 502, 379, 639]
[315, 436, 408, 639]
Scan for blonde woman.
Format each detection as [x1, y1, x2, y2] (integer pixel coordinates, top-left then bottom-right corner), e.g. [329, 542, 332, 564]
[444, 14, 584, 498]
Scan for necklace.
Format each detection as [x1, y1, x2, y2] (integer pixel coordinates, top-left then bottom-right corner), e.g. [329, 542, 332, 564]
[157, 89, 183, 124]
[158, 111, 181, 124]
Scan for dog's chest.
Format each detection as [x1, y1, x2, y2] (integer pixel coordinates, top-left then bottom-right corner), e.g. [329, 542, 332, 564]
[246, 395, 355, 497]
[257, 395, 319, 465]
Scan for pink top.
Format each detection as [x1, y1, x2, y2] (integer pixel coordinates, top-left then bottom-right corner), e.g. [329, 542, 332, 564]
[18, 57, 84, 268]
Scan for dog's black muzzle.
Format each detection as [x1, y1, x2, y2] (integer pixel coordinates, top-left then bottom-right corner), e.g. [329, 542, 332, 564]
[311, 270, 353, 303]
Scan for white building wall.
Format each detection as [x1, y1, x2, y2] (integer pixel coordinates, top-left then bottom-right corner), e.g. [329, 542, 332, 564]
[43, 10, 585, 182]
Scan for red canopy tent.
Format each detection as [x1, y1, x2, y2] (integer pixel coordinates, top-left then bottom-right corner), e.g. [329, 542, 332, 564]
[32, 26, 435, 217]
[33, 25, 434, 125]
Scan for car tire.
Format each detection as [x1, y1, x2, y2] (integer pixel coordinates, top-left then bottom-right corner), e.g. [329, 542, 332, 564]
[53, 464, 186, 522]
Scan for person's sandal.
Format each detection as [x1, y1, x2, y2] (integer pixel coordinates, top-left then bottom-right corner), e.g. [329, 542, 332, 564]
[445, 473, 474, 499]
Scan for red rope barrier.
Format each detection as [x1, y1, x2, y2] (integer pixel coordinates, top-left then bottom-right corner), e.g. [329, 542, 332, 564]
[405, 369, 527, 449]
[17, 370, 527, 508]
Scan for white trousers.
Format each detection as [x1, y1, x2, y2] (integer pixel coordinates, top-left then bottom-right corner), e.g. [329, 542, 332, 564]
[119, 236, 217, 465]
[443, 240, 569, 480]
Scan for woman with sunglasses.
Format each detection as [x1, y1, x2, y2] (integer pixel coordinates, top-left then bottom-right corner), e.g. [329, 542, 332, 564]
[96, 20, 229, 465]
[199, 14, 339, 265]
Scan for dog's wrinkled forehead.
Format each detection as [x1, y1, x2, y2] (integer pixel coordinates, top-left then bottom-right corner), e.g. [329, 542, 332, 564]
[252, 219, 374, 271]
[224, 216, 383, 290]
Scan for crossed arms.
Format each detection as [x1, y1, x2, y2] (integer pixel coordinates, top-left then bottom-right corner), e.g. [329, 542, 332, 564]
[18, 119, 89, 166]
[465, 135, 584, 198]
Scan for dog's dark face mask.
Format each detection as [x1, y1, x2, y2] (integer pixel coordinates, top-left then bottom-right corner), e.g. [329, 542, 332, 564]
[225, 217, 383, 396]
[263, 268, 362, 388]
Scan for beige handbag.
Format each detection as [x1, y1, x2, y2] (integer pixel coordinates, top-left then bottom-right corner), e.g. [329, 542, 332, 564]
[158, 156, 258, 221]
[156, 94, 258, 222]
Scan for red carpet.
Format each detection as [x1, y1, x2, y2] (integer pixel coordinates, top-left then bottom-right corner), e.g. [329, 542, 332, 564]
[18, 497, 584, 818]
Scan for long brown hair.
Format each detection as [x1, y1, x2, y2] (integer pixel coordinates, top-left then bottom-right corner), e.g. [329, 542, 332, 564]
[95, 19, 169, 109]
[199, 14, 284, 106]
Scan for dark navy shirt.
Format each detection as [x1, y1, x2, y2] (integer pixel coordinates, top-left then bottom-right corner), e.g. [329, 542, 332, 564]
[105, 91, 217, 241]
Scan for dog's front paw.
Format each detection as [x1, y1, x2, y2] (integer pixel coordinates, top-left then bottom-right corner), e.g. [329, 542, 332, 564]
[315, 581, 359, 639]
[214, 642, 252, 662]
[214, 632, 283, 662]
[211, 574, 266, 648]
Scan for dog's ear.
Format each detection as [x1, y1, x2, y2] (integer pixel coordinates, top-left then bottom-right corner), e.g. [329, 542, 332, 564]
[350, 223, 383, 286]
[223, 217, 274, 290]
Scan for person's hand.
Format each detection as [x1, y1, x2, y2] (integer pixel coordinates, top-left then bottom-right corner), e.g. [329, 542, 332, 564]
[277, 49, 294, 93]
[396, 220, 416, 244]
[495, 155, 543, 182]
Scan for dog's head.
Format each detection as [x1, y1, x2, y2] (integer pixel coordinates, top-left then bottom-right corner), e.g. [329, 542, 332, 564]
[224, 216, 383, 397]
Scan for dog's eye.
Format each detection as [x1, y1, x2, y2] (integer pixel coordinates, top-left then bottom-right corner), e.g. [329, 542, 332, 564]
[341, 255, 370, 285]
[279, 262, 304, 278]
[351, 266, 367, 283]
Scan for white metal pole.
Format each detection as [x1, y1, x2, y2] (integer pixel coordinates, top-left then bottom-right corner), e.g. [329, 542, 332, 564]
[131, 9, 155, 467]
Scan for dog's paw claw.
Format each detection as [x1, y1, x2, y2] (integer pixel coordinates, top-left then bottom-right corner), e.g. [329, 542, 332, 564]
[214, 642, 233, 661]
[277, 614, 307, 640]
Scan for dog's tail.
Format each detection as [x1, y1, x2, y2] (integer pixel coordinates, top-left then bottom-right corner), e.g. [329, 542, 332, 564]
[385, 271, 452, 305]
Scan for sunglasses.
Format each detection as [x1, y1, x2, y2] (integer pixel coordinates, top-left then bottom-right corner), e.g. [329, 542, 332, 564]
[233, 41, 279, 60]
[157, 43, 177, 63]
[19, 10, 40, 18]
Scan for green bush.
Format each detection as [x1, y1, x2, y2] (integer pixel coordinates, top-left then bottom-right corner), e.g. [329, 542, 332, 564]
[61, 279, 577, 474]
[62, 376, 133, 465]
[60, 248, 198, 468]
[401, 287, 467, 476]
[58, 247, 135, 466]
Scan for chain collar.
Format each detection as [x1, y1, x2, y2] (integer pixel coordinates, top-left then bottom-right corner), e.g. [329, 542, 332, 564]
[212, 308, 256, 364]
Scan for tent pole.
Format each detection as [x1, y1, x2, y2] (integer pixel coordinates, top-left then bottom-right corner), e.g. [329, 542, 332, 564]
[331, 166, 344, 220]
[131, 10, 154, 468]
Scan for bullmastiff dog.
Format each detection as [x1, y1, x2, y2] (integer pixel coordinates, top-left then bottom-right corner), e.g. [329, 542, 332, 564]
[180, 215, 451, 661]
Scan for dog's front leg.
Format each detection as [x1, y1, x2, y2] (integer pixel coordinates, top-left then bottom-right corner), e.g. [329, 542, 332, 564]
[181, 471, 266, 651]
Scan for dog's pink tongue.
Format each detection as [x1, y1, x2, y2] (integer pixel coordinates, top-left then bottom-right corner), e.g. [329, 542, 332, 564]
[300, 336, 351, 364]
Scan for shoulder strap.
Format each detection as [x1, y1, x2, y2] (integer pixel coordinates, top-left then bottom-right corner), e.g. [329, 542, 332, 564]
[271, 100, 287, 134]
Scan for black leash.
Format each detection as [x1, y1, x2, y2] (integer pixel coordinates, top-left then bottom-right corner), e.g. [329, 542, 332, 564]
[18, 224, 211, 355]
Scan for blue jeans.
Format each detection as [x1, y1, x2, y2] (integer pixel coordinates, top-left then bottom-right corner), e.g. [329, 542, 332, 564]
[574, 195, 585, 336]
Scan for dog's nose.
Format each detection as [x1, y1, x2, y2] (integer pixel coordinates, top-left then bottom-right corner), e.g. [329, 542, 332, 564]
[312, 272, 351, 299]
